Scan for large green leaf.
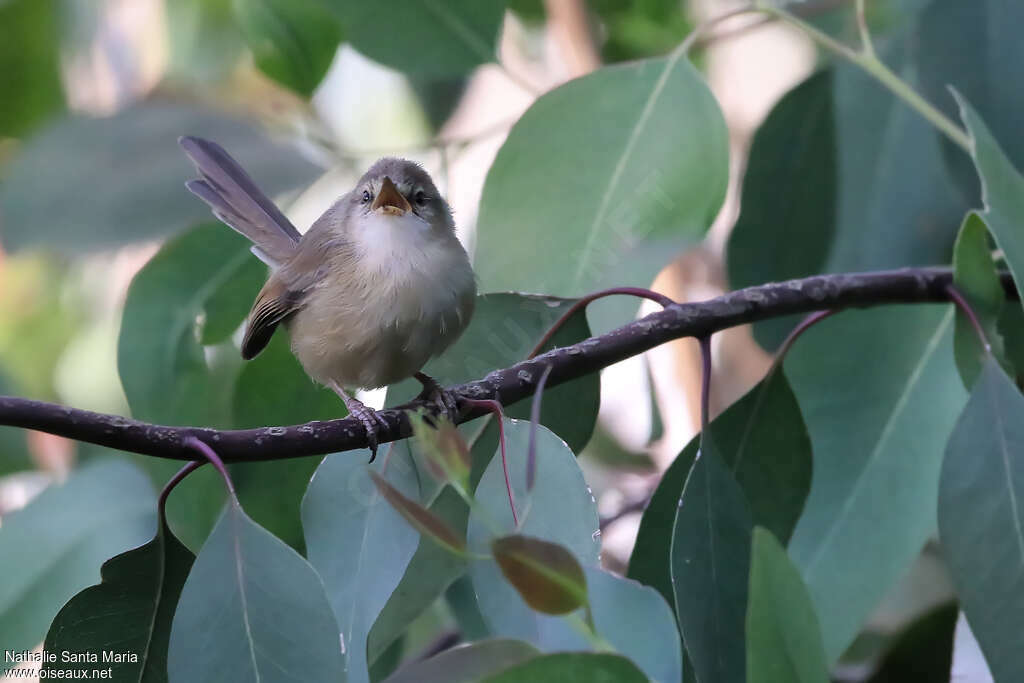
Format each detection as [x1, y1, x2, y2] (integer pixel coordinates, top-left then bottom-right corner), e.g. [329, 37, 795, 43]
[368, 485, 468, 663]
[628, 369, 812, 606]
[464, 422, 677, 680]
[0, 103, 319, 252]
[476, 55, 728, 298]
[952, 212, 1010, 388]
[786, 305, 966, 661]
[302, 449, 420, 683]
[388, 293, 600, 454]
[0, 460, 156, 672]
[956, 93, 1024, 318]
[234, 0, 343, 96]
[746, 527, 829, 683]
[325, 0, 505, 76]
[118, 224, 258, 426]
[0, 0, 63, 137]
[823, 42, 968, 274]
[938, 358, 1024, 682]
[168, 496, 344, 682]
[42, 518, 194, 683]
[670, 438, 753, 683]
[918, 0, 1024, 190]
[467, 420, 600, 642]
[726, 70, 835, 348]
[231, 332, 344, 551]
[482, 652, 647, 683]
[726, 31, 969, 349]
[382, 639, 539, 683]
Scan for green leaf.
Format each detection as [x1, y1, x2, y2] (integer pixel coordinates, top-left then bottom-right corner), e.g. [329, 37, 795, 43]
[234, 0, 343, 96]
[324, 0, 504, 76]
[42, 519, 194, 682]
[582, 567, 681, 683]
[168, 498, 344, 682]
[118, 224, 256, 426]
[727, 70, 836, 349]
[230, 333, 344, 553]
[389, 293, 599, 454]
[0, 0, 63, 137]
[382, 639, 539, 683]
[302, 449, 420, 683]
[746, 527, 830, 683]
[938, 358, 1024, 682]
[0, 460, 156, 672]
[467, 420, 598, 638]
[628, 369, 812, 607]
[955, 92, 1024, 319]
[492, 535, 588, 615]
[952, 211, 1010, 387]
[476, 55, 728, 298]
[0, 103, 319, 253]
[371, 470, 466, 555]
[786, 305, 966, 661]
[824, 42, 968, 273]
[918, 0, 1024, 193]
[368, 485, 470, 663]
[670, 438, 753, 683]
[482, 652, 648, 683]
[866, 602, 958, 683]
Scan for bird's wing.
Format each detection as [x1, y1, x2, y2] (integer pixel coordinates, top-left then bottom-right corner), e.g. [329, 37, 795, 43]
[179, 136, 302, 266]
[241, 275, 303, 360]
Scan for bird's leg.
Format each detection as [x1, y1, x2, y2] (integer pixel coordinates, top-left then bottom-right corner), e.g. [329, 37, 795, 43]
[414, 372, 460, 422]
[329, 381, 389, 462]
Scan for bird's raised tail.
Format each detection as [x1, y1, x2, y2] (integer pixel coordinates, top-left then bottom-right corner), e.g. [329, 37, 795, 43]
[179, 135, 301, 267]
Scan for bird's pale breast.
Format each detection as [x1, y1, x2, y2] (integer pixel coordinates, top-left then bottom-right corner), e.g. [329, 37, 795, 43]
[287, 227, 475, 389]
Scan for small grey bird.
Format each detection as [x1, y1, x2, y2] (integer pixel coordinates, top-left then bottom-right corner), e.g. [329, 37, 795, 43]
[179, 136, 476, 457]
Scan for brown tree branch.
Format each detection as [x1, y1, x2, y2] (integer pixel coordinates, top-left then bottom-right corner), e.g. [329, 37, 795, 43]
[0, 267, 1016, 463]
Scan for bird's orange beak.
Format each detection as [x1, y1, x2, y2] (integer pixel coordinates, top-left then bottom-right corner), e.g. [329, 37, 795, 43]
[372, 176, 412, 216]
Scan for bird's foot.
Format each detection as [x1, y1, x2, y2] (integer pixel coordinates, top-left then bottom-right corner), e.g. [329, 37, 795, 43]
[414, 372, 460, 423]
[332, 385, 389, 462]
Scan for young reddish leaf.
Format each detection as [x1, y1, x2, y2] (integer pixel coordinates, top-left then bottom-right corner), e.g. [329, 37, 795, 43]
[369, 470, 466, 555]
[491, 534, 588, 615]
[409, 411, 471, 486]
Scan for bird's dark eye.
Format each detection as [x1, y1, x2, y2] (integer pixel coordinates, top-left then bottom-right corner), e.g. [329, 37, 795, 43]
[413, 190, 428, 206]
[361, 190, 372, 204]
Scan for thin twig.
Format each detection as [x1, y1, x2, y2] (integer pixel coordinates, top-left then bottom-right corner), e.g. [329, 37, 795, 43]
[0, 268, 1016, 462]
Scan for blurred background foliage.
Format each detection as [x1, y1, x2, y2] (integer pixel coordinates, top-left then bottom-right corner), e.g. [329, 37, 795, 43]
[0, 0, 1021, 681]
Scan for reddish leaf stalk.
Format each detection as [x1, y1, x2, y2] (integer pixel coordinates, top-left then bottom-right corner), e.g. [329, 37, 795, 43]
[771, 309, 837, 370]
[526, 364, 554, 492]
[945, 283, 993, 354]
[157, 460, 203, 526]
[698, 335, 712, 433]
[461, 398, 517, 526]
[182, 436, 236, 498]
[527, 287, 677, 359]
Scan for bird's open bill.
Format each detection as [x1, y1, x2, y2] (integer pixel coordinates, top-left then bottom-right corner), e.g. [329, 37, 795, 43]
[372, 176, 412, 216]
